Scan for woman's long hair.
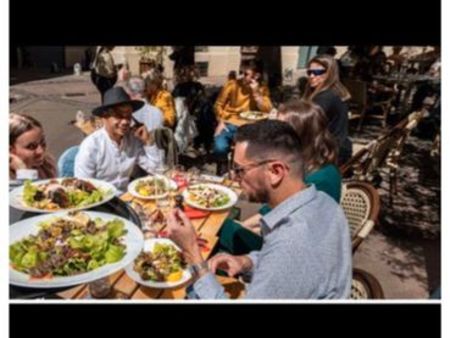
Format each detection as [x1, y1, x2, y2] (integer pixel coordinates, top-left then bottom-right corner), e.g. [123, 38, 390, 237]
[303, 54, 351, 101]
[277, 99, 338, 173]
[9, 113, 56, 179]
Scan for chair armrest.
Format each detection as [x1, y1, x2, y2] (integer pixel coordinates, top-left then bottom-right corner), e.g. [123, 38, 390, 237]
[340, 148, 369, 175]
[352, 220, 375, 254]
[357, 220, 375, 239]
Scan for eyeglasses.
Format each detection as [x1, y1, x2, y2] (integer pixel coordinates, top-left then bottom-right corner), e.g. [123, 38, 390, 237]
[306, 68, 327, 77]
[230, 159, 277, 179]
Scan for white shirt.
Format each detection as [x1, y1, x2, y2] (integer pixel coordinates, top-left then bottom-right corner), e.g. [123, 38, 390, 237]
[74, 127, 161, 191]
[133, 100, 165, 170]
[133, 99, 164, 132]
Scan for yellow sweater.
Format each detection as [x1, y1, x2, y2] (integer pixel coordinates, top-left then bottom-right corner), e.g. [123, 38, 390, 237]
[149, 90, 176, 128]
[214, 79, 273, 119]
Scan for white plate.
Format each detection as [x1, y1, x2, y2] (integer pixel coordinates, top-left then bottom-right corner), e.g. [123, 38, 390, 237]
[9, 178, 117, 213]
[125, 238, 192, 289]
[182, 183, 238, 211]
[9, 211, 144, 288]
[239, 111, 268, 121]
[128, 175, 177, 200]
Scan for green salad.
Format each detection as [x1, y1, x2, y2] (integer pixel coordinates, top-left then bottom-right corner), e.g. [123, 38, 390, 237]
[187, 185, 231, 208]
[22, 178, 107, 210]
[9, 211, 127, 278]
[133, 243, 186, 282]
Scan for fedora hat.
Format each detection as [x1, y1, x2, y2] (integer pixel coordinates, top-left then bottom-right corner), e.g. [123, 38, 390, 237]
[92, 87, 144, 117]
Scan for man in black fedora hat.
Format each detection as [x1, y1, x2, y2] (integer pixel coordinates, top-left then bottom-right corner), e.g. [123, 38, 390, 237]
[75, 87, 163, 191]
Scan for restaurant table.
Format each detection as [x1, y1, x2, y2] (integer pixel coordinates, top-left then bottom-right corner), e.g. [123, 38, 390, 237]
[55, 177, 246, 300]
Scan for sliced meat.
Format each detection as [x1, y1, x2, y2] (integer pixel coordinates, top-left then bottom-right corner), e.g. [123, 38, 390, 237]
[48, 188, 70, 208]
[34, 190, 45, 201]
[74, 179, 97, 193]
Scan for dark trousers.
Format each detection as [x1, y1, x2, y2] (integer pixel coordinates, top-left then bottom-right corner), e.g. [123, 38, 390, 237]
[91, 71, 117, 103]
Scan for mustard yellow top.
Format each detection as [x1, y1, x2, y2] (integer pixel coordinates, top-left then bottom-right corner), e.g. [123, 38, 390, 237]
[149, 90, 176, 128]
[214, 79, 273, 119]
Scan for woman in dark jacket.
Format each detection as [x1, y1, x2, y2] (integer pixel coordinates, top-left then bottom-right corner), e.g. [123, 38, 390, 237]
[303, 54, 352, 165]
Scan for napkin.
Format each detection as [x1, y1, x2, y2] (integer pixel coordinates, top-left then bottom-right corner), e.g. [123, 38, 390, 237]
[184, 206, 210, 219]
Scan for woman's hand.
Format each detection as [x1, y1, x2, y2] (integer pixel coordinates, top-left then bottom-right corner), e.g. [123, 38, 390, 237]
[10, 153, 27, 171]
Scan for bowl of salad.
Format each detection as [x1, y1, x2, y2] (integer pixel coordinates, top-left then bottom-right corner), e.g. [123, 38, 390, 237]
[182, 183, 238, 211]
[9, 210, 144, 288]
[128, 175, 177, 200]
[9, 178, 116, 213]
[125, 238, 191, 288]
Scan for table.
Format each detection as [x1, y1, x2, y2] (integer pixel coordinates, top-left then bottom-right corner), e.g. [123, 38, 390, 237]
[56, 178, 246, 300]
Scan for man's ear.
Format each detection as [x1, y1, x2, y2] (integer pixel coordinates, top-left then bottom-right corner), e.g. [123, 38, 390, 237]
[267, 162, 286, 186]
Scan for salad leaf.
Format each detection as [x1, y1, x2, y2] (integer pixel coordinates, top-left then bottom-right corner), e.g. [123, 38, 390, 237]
[105, 244, 125, 263]
[107, 219, 125, 239]
[23, 180, 38, 205]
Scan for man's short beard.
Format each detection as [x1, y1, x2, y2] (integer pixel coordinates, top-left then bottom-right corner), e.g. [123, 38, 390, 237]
[247, 188, 270, 204]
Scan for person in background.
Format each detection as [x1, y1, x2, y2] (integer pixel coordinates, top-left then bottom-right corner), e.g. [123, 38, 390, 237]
[91, 46, 117, 103]
[124, 76, 165, 169]
[213, 61, 273, 175]
[303, 54, 352, 165]
[144, 70, 177, 128]
[10, 113, 56, 180]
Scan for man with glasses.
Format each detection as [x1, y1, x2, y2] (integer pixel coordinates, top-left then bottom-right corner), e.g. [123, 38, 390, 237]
[75, 87, 161, 191]
[213, 62, 273, 175]
[166, 120, 352, 299]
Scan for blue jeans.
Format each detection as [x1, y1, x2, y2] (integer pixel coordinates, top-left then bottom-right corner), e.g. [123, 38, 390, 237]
[213, 123, 238, 158]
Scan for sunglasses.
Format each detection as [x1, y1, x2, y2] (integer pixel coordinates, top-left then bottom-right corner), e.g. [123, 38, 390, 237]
[230, 159, 278, 179]
[307, 69, 327, 76]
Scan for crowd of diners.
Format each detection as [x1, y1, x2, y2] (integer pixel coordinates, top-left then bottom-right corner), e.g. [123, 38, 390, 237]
[14, 45, 438, 299]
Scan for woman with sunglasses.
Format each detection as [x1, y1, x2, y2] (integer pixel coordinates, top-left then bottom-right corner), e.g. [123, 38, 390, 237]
[217, 99, 342, 255]
[10, 113, 56, 180]
[303, 54, 352, 165]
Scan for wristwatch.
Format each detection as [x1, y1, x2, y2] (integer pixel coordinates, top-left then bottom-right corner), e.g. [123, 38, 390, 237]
[189, 261, 209, 277]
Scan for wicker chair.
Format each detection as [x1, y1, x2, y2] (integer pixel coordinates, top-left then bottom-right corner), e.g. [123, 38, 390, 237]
[340, 111, 424, 205]
[343, 79, 367, 131]
[344, 79, 395, 132]
[351, 268, 384, 299]
[340, 181, 380, 253]
[384, 111, 424, 204]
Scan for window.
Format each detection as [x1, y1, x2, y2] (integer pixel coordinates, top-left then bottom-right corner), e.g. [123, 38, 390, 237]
[297, 46, 319, 69]
[195, 61, 208, 77]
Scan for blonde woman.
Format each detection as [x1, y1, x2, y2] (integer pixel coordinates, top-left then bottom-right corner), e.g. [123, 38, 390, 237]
[10, 113, 56, 180]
